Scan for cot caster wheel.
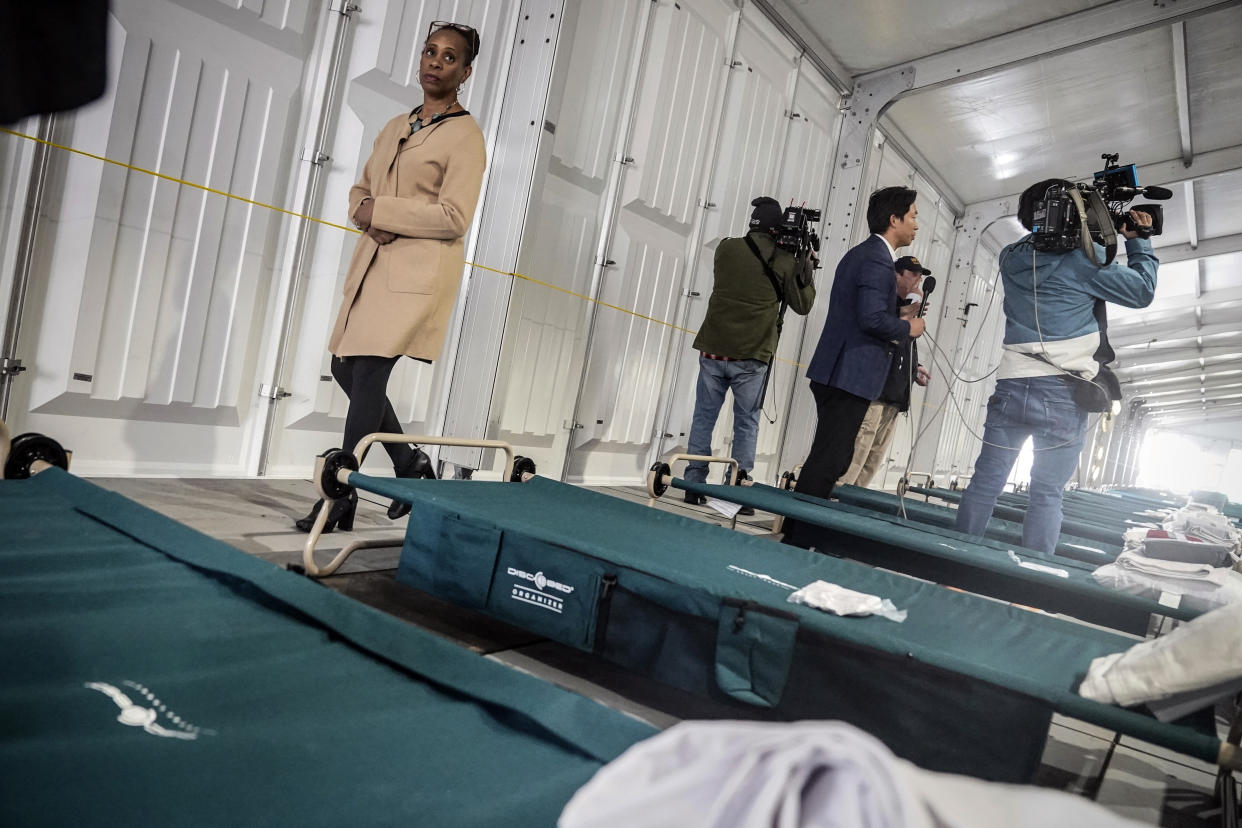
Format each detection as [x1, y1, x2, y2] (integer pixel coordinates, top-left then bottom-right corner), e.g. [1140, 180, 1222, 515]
[510, 455, 536, 482]
[949, 477, 959, 491]
[780, 470, 797, 491]
[319, 448, 359, 499]
[647, 462, 671, 498]
[896, 477, 909, 497]
[4, 432, 70, 479]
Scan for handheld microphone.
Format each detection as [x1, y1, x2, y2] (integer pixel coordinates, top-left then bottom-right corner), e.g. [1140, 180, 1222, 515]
[915, 275, 936, 318]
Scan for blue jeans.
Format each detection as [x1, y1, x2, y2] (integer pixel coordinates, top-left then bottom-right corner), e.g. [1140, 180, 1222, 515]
[956, 376, 1088, 554]
[684, 355, 768, 483]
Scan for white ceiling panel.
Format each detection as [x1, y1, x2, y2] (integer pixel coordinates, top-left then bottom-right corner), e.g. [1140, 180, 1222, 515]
[1152, 260, 1200, 300]
[1203, 254, 1242, 292]
[779, 0, 1115, 75]
[1196, 170, 1242, 239]
[1153, 190, 1194, 248]
[1185, 5, 1242, 153]
[882, 26, 1183, 205]
[764, 0, 1242, 428]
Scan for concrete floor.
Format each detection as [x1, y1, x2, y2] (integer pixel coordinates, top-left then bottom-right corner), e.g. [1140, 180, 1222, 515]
[92, 475, 1232, 827]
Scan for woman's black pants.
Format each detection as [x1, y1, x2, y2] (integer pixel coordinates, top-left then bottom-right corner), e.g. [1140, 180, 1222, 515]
[330, 354, 415, 471]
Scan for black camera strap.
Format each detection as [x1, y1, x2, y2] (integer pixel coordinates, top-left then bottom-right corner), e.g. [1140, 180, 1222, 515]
[744, 234, 787, 413]
[744, 235, 785, 306]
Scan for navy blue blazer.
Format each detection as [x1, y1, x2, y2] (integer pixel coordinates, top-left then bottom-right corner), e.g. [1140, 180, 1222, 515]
[806, 234, 911, 400]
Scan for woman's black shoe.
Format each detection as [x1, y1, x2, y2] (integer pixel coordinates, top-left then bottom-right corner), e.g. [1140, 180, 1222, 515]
[388, 447, 436, 520]
[294, 492, 357, 533]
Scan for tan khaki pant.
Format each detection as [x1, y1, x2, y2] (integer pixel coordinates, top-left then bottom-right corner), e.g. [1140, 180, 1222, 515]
[836, 400, 900, 488]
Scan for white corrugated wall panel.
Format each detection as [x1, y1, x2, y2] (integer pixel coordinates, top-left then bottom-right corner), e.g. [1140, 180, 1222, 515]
[755, 64, 841, 481]
[565, 0, 736, 482]
[10, 0, 315, 475]
[656, 6, 798, 479]
[488, 0, 644, 476]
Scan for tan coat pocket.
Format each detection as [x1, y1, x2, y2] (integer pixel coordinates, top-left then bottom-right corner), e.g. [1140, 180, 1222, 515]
[383, 237, 441, 294]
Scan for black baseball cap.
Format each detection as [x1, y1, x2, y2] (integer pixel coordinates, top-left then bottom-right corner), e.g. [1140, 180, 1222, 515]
[894, 255, 931, 275]
[749, 196, 782, 232]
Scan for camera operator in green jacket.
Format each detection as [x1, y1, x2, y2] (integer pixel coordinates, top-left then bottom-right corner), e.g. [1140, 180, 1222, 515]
[683, 196, 817, 509]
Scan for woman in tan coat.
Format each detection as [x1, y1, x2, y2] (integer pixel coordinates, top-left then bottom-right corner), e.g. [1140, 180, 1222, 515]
[296, 21, 487, 532]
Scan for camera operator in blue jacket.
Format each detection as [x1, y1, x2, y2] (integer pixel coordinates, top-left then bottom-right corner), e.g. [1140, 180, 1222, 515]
[955, 178, 1158, 553]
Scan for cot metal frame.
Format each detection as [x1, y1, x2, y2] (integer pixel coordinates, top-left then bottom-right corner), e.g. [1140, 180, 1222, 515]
[645, 453, 742, 523]
[300, 434, 528, 577]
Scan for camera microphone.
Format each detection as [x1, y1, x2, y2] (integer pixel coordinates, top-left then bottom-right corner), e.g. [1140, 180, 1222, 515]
[1109, 184, 1174, 201]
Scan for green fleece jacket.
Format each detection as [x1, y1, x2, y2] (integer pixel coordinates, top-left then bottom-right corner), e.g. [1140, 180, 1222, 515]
[692, 232, 816, 362]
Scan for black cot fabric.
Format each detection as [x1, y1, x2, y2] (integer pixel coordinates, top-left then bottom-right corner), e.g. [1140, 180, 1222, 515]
[0, 469, 655, 828]
[364, 473, 1222, 783]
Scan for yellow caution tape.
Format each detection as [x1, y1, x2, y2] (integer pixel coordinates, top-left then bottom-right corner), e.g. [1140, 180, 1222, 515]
[1, 126, 796, 364]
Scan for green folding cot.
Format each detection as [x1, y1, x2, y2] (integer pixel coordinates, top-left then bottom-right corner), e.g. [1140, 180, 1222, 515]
[0, 468, 656, 828]
[663, 477, 1195, 636]
[910, 484, 1133, 544]
[345, 473, 1237, 788]
[829, 483, 1122, 565]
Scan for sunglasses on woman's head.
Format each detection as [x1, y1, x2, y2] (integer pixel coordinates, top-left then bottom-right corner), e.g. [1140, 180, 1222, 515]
[427, 21, 480, 56]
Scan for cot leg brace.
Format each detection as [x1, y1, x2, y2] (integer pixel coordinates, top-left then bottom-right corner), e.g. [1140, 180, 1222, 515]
[905, 471, 936, 502]
[646, 453, 742, 527]
[768, 465, 804, 534]
[299, 434, 525, 577]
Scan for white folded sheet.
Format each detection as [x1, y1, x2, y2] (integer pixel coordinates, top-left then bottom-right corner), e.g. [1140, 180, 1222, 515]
[1092, 551, 1242, 613]
[1078, 602, 1242, 714]
[559, 720, 1148, 828]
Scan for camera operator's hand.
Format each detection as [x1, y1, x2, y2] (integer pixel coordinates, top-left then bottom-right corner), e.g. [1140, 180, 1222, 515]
[907, 318, 926, 338]
[1120, 209, 1153, 240]
[915, 364, 930, 387]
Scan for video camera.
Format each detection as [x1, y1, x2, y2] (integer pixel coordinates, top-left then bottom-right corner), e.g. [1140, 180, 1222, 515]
[772, 204, 821, 265]
[1031, 153, 1171, 265]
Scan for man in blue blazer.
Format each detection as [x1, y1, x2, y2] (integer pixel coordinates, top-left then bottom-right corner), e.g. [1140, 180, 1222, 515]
[784, 186, 926, 549]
